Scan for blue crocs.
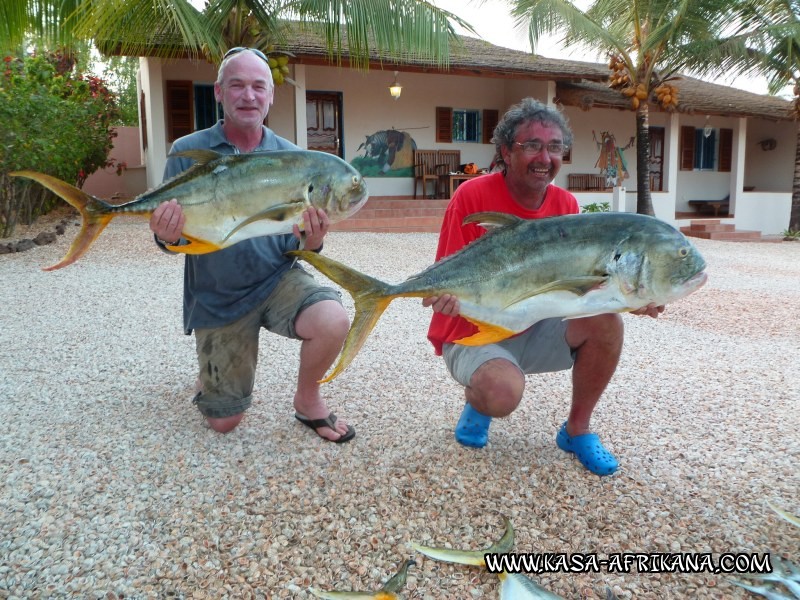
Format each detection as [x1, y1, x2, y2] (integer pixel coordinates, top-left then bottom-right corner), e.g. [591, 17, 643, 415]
[455, 403, 492, 448]
[556, 422, 619, 476]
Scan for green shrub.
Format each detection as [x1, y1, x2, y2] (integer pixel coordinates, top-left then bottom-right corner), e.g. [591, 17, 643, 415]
[581, 202, 611, 213]
[0, 50, 120, 237]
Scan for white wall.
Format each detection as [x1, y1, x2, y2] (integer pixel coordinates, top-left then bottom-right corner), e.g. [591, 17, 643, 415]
[744, 118, 797, 192]
[303, 66, 506, 196]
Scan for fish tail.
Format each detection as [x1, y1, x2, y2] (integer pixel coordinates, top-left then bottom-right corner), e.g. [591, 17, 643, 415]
[411, 516, 515, 567]
[288, 250, 396, 383]
[10, 170, 113, 271]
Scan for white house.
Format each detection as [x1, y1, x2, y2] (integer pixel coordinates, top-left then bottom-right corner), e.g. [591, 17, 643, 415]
[125, 31, 796, 235]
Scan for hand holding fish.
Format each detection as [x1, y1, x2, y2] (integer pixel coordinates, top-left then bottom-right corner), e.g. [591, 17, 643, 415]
[422, 294, 460, 317]
[630, 302, 665, 318]
[294, 207, 329, 251]
[150, 199, 186, 245]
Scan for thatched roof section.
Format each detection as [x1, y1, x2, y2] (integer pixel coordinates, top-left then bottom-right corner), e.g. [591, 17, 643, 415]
[286, 28, 794, 122]
[554, 77, 794, 122]
[103, 20, 794, 123]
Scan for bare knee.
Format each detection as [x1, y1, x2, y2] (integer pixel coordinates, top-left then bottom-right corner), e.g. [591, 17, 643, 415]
[566, 313, 623, 349]
[466, 359, 525, 417]
[207, 413, 244, 433]
[296, 300, 350, 342]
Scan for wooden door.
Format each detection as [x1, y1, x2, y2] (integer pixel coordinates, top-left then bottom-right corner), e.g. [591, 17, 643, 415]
[306, 92, 342, 157]
[649, 127, 665, 192]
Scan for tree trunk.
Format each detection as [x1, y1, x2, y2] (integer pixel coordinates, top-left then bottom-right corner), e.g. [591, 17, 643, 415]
[791, 123, 800, 232]
[635, 104, 654, 216]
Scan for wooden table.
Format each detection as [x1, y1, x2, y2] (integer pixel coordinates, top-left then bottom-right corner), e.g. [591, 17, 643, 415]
[440, 173, 483, 198]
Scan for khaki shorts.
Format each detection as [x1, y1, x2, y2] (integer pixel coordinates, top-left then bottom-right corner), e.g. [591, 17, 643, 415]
[193, 268, 341, 418]
[442, 317, 575, 387]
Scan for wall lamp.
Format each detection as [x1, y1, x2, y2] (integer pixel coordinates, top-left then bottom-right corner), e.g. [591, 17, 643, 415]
[389, 71, 402, 100]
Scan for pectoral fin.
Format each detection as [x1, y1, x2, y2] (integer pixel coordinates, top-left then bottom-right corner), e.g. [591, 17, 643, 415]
[222, 201, 306, 242]
[455, 318, 517, 346]
[169, 233, 222, 255]
[502, 276, 608, 309]
[169, 149, 222, 165]
[463, 212, 523, 230]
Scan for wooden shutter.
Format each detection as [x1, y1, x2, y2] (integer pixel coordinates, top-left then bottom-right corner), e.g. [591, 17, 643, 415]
[482, 109, 499, 144]
[139, 91, 148, 150]
[436, 106, 452, 143]
[718, 128, 733, 172]
[166, 80, 193, 142]
[680, 126, 695, 171]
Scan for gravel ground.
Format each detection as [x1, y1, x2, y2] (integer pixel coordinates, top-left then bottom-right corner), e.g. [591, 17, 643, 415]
[0, 213, 798, 600]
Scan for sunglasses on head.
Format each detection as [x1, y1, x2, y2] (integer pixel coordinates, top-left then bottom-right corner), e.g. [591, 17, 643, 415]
[223, 47, 269, 63]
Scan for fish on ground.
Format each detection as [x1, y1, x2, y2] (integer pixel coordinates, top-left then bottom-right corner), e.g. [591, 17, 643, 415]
[309, 559, 415, 599]
[411, 516, 566, 599]
[730, 502, 800, 599]
[289, 211, 707, 382]
[11, 149, 368, 271]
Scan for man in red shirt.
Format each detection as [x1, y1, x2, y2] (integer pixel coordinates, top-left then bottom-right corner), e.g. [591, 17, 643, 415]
[424, 98, 662, 476]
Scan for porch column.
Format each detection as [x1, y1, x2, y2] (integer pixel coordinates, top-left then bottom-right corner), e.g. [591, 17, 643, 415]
[140, 57, 167, 190]
[730, 117, 747, 215]
[665, 111, 680, 205]
[292, 64, 308, 149]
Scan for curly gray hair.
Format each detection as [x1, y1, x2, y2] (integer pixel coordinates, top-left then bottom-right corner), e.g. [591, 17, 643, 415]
[491, 98, 573, 172]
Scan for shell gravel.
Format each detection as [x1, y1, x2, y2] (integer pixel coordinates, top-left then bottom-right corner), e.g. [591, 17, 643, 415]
[0, 215, 798, 599]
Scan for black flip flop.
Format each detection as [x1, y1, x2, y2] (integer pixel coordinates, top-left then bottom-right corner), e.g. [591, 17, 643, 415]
[295, 412, 355, 443]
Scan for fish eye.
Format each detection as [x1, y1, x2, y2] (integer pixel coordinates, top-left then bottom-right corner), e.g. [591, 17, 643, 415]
[679, 247, 689, 257]
[352, 176, 359, 186]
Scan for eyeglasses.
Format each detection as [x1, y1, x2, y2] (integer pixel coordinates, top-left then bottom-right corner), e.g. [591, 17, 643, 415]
[223, 47, 269, 63]
[513, 141, 569, 156]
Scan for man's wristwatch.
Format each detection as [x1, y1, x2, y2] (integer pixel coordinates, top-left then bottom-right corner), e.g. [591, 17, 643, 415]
[156, 236, 180, 246]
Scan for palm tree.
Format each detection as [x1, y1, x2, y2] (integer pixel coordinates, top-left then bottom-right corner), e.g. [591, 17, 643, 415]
[1, 0, 475, 72]
[508, 0, 795, 216]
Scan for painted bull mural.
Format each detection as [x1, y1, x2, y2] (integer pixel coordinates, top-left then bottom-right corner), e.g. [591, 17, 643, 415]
[352, 129, 417, 177]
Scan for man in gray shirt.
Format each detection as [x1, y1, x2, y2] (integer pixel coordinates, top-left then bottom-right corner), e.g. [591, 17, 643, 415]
[149, 48, 354, 443]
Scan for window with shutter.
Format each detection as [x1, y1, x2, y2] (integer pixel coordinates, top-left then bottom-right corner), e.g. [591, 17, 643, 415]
[436, 107, 452, 143]
[166, 80, 193, 142]
[680, 126, 695, 171]
[718, 128, 733, 172]
[482, 109, 498, 144]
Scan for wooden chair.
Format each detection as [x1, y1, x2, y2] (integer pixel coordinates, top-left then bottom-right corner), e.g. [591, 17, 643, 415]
[413, 149, 439, 199]
[436, 150, 461, 198]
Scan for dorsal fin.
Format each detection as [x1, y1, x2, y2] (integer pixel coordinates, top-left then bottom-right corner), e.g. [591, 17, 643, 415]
[463, 211, 523, 230]
[169, 149, 222, 166]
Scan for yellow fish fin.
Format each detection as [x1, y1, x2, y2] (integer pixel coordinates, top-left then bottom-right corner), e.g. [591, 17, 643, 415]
[9, 170, 114, 271]
[455, 318, 517, 346]
[221, 201, 306, 243]
[169, 149, 222, 165]
[502, 276, 607, 309]
[169, 234, 222, 255]
[287, 250, 396, 383]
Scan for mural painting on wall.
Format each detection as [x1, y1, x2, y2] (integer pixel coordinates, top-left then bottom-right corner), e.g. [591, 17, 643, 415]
[352, 129, 417, 177]
[594, 130, 635, 187]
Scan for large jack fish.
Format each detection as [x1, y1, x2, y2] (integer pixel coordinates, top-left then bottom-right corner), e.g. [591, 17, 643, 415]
[412, 516, 566, 599]
[11, 149, 368, 271]
[289, 211, 707, 382]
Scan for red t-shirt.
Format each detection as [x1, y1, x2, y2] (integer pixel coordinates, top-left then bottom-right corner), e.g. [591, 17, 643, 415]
[427, 171, 580, 355]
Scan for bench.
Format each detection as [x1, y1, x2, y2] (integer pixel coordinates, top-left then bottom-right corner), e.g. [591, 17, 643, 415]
[688, 196, 730, 217]
[568, 173, 611, 191]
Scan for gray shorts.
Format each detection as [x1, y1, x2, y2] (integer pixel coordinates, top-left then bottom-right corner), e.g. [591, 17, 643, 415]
[442, 318, 575, 387]
[193, 268, 341, 418]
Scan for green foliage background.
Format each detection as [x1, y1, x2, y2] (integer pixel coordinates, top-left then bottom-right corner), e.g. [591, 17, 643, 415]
[0, 51, 120, 237]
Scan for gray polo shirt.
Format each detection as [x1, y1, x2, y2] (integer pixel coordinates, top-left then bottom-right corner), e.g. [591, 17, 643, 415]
[162, 121, 301, 333]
